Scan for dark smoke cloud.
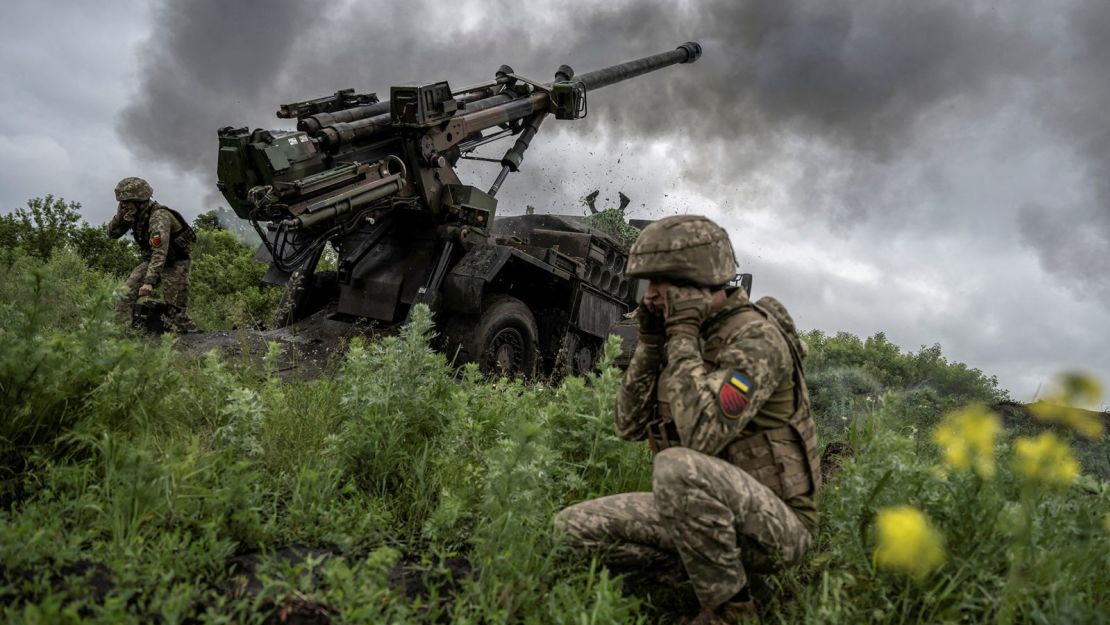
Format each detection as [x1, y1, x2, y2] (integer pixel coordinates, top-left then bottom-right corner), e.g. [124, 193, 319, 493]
[118, 0, 1105, 299]
[1017, 1, 1110, 297]
[118, 0, 322, 178]
[120, 0, 1037, 175]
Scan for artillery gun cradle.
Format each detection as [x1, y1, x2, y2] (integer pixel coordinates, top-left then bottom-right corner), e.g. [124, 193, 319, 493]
[216, 43, 702, 376]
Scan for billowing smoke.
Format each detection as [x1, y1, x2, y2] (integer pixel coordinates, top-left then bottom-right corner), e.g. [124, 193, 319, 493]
[119, 0, 1034, 171]
[1017, 2, 1110, 297]
[118, 0, 1109, 297]
[119, 0, 321, 179]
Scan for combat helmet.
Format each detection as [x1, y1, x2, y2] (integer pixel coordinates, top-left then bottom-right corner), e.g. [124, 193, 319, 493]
[114, 177, 153, 202]
[625, 214, 736, 287]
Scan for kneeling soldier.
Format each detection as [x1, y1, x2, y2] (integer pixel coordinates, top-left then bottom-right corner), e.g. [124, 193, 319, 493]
[555, 215, 820, 624]
[109, 177, 197, 332]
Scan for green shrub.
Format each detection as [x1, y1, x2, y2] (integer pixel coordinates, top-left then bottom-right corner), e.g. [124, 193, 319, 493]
[2, 195, 139, 275]
[0, 250, 176, 492]
[1, 195, 81, 260]
[68, 224, 141, 276]
[805, 330, 1005, 409]
[188, 229, 280, 330]
[808, 366, 884, 441]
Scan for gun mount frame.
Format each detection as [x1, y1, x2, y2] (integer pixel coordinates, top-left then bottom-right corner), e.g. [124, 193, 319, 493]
[217, 43, 702, 376]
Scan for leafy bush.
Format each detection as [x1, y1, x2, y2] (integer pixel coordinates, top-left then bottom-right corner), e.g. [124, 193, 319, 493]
[0, 250, 175, 496]
[69, 223, 142, 276]
[805, 329, 1009, 457]
[1, 195, 139, 274]
[188, 229, 280, 330]
[805, 330, 1006, 409]
[0, 195, 81, 260]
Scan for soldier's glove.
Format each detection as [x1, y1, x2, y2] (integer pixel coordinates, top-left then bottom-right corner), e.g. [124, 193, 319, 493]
[635, 306, 666, 348]
[663, 285, 713, 339]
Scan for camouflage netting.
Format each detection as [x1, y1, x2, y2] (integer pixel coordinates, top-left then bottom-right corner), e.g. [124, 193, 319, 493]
[583, 208, 640, 251]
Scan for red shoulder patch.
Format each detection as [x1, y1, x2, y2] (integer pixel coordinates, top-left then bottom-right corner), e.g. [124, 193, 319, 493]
[719, 371, 753, 418]
[150, 234, 162, 248]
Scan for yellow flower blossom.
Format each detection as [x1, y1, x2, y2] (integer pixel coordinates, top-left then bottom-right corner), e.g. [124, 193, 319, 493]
[933, 404, 1000, 477]
[873, 505, 946, 578]
[1030, 373, 1105, 440]
[1012, 432, 1080, 487]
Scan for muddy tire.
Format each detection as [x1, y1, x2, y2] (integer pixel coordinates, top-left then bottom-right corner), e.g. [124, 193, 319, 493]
[445, 295, 538, 377]
[560, 332, 598, 376]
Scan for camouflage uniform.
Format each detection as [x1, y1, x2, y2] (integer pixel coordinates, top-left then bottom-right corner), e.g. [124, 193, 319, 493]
[555, 215, 820, 616]
[109, 177, 196, 331]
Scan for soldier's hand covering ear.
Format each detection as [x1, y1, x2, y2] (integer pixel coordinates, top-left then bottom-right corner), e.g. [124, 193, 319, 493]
[635, 306, 666, 347]
[662, 285, 713, 338]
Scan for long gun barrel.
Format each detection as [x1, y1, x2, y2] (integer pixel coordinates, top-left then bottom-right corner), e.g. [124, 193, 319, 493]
[312, 42, 701, 153]
[576, 42, 701, 90]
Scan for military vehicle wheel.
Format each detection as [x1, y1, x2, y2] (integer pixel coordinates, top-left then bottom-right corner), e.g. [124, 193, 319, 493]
[574, 340, 596, 374]
[275, 270, 338, 328]
[445, 295, 538, 377]
[562, 332, 597, 375]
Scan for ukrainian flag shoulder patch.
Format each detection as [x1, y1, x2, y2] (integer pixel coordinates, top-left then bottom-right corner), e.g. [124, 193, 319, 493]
[719, 371, 753, 418]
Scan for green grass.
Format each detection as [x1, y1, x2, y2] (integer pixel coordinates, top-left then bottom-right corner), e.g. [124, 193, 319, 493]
[1, 249, 1107, 624]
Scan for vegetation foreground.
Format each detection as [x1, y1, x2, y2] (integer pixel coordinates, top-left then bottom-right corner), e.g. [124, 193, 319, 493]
[1, 199, 1108, 624]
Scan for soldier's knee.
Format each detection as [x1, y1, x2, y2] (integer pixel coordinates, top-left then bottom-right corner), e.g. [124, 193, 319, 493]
[552, 505, 593, 549]
[553, 506, 573, 538]
[653, 447, 725, 518]
[652, 447, 700, 491]
[653, 448, 698, 514]
[553, 504, 587, 537]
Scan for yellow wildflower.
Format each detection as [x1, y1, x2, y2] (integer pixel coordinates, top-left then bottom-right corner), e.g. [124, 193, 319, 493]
[1030, 373, 1105, 440]
[1012, 432, 1080, 487]
[933, 404, 1000, 477]
[873, 505, 946, 578]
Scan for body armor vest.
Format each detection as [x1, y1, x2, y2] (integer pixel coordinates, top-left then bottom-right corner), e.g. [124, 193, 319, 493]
[649, 303, 821, 501]
[132, 203, 196, 259]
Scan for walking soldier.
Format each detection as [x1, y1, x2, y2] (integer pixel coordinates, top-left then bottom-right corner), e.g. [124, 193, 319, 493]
[108, 177, 197, 332]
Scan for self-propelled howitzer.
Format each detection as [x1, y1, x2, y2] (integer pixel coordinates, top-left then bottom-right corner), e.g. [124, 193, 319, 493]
[216, 42, 701, 376]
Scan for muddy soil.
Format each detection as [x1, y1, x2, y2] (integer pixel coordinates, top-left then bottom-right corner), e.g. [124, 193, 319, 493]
[173, 306, 389, 380]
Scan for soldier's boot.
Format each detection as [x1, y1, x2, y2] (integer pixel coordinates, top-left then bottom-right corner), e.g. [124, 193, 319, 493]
[168, 307, 198, 334]
[686, 589, 759, 625]
[115, 298, 138, 324]
[687, 601, 758, 625]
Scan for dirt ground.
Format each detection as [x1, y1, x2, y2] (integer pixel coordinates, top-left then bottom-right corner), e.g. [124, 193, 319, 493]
[173, 307, 384, 379]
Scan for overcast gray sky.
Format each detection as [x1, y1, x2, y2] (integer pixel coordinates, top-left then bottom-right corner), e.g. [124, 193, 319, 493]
[3, 0, 1108, 401]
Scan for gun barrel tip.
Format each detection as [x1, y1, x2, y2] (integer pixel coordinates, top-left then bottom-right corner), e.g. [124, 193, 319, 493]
[677, 42, 702, 63]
